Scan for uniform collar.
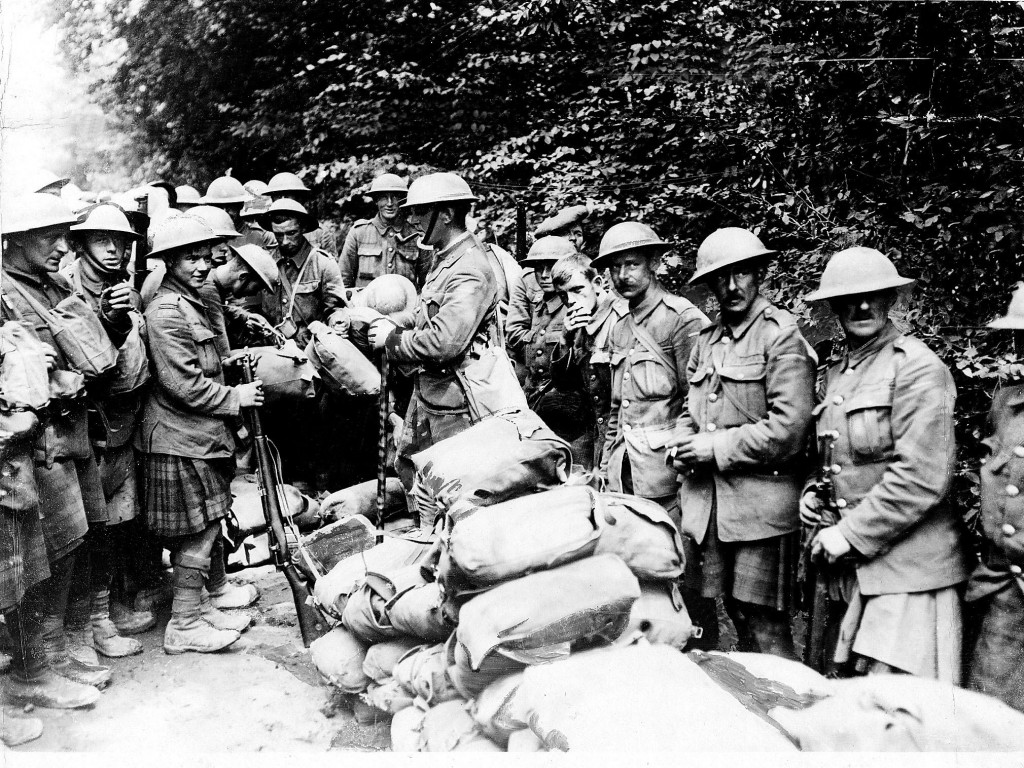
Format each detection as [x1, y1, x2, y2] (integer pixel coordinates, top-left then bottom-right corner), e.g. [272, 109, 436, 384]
[843, 320, 900, 370]
[628, 283, 667, 324]
[433, 232, 473, 264]
[709, 295, 770, 344]
[278, 239, 312, 271]
[161, 272, 207, 310]
[3, 265, 48, 290]
[586, 291, 620, 334]
[542, 292, 563, 314]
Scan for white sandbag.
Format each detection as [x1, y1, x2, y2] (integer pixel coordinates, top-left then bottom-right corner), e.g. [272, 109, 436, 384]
[388, 581, 452, 642]
[595, 492, 685, 580]
[456, 553, 641, 672]
[361, 678, 415, 717]
[419, 700, 502, 753]
[622, 581, 694, 650]
[716, 651, 831, 698]
[471, 672, 526, 747]
[313, 533, 433, 620]
[390, 703, 427, 752]
[393, 643, 462, 706]
[445, 634, 537, 700]
[342, 564, 429, 643]
[363, 638, 424, 684]
[771, 674, 1024, 751]
[507, 729, 545, 752]
[309, 626, 371, 694]
[446, 486, 600, 586]
[516, 644, 796, 752]
[305, 320, 380, 396]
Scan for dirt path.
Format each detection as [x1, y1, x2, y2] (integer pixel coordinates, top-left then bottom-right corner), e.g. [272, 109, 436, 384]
[7, 566, 390, 753]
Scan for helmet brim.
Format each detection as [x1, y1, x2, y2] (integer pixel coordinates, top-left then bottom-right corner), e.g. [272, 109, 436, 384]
[804, 276, 915, 303]
[688, 249, 775, 284]
[69, 223, 143, 239]
[149, 233, 224, 259]
[591, 242, 672, 271]
[199, 194, 251, 205]
[228, 246, 276, 294]
[400, 194, 477, 210]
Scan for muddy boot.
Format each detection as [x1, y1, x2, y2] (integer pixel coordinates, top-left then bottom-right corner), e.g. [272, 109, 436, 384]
[4, 593, 101, 709]
[90, 589, 143, 658]
[746, 605, 800, 662]
[109, 598, 156, 636]
[40, 553, 111, 689]
[199, 589, 252, 634]
[164, 565, 240, 655]
[207, 537, 259, 609]
[0, 707, 43, 747]
[134, 583, 173, 613]
[65, 590, 100, 667]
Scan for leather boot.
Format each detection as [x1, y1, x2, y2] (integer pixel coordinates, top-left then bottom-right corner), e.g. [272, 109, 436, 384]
[199, 589, 252, 633]
[0, 707, 43, 747]
[4, 591, 100, 709]
[164, 565, 240, 655]
[66, 590, 100, 667]
[134, 583, 173, 613]
[91, 589, 143, 658]
[41, 553, 111, 689]
[207, 537, 259, 609]
[109, 598, 157, 636]
[745, 605, 800, 662]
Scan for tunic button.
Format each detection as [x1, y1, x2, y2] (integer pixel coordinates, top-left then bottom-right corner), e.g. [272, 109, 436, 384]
[535, 350, 543, 357]
[1015, 446, 1024, 458]
[844, 369, 855, 376]
[708, 393, 718, 402]
[1003, 524, 1017, 536]
[981, 458, 987, 465]
[623, 373, 631, 381]
[597, 418, 604, 425]
[832, 395, 844, 405]
[836, 498, 848, 509]
[594, 395, 601, 402]
[831, 464, 841, 475]
[706, 423, 717, 432]
[1012, 565, 1023, 576]
[590, 374, 597, 381]
[623, 424, 632, 432]
[622, 400, 630, 408]
[1008, 485, 1020, 497]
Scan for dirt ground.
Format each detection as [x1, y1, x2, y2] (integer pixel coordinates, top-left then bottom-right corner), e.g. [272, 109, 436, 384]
[5, 566, 390, 753]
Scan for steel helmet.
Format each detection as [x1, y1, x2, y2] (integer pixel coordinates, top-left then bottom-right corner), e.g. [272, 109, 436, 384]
[201, 176, 251, 205]
[188, 205, 242, 239]
[534, 205, 589, 239]
[592, 221, 671, 270]
[690, 227, 775, 284]
[401, 172, 477, 209]
[241, 195, 272, 219]
[989, 283, 1024, 330]
[267, 198, 318, 233]
[148, 215, 222, 259]
[368, 173, 409, 196]
[26, 169, 71, 195]
[175, 185, 202, 207]
[244, 179, 270, 196]
[70, 204, 141, 238]
[804, 247, 915, 302]
[1, 193, 78, 235]
[229, 244, 279, 294]
[266, 172, 309, 196]
[524, 235, 577, 264]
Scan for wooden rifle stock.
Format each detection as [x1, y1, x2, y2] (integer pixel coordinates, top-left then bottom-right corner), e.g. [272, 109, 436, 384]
[239, 357, 327, 646]
[133, 194, 151, 293]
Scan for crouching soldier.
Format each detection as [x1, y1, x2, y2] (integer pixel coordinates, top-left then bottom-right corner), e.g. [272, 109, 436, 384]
[800, 247, 970, 681]
[667, 229, 815, 659]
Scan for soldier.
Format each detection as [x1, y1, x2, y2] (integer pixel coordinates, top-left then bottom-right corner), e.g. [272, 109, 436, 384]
[534, 204, 589, 252]
[800, 247, 970, 681]
[137, 216, 265, 654]
[64, 205, 159, 659]
[549, 251, 624, 471]
[0, 193, 116, 700]
[241, 179, 273, 232]
[25, 170, 71, 197]
[209, 244, 280, 347]
[266, 171, 339, 260]
[339, 173, 429, 291]
[965, 284, 1024, 710]
[174, 185, 202, 212]
[667, 228, 815, 659]
[367, 173, 514, 487]
[200, 175, 278, 256]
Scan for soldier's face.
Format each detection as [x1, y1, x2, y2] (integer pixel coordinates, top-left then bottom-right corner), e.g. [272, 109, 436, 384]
[169, 246, 212, 290]
[711, 265, 760, 319]
[832, 291, 895, 346]
[537, 263, 555, 293]
[567, 225, 584, 251]
[375, 193, 402, 222]
[272, 218, 304, 257]
[559, 270, 598, 315]
[15, 226, 71, 275]
[83, 232, 130, 273]
[211, 241, 231, 267]
[609, 250, 656, 302]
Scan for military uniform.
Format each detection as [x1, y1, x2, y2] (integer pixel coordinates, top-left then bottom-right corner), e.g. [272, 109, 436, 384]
[339, 215, 429, 291]
[601, 284, 710, 505]
[966, 381, 1024, 709]
[809, 322, 970, 681]
[677, 297, 815, 611]
[261, 239, 346, 349]
[515, 294, 566, 403]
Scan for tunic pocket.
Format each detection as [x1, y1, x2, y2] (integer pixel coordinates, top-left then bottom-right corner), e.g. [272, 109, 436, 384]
[190, 324, 221, 378]
[718, 360, 768, 422]
[628, 350, 673, 399]
[844, 385, 894, 463]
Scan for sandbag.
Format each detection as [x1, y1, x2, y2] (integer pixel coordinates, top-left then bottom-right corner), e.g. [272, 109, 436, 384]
[309, 626, 371, 693]
[319, 478, 407, 525]
[230, 475, 318, 535]
[361, 678, 415, 717]
[771, 674, 1024, 751]
[456, 553, 641, 672]
[363, 638, 424, 684]
[313, 532, 433, 620]
[300, 514, 377, 582]
[419, 700, 502, 753]
[515, 644, 797, 752]
[247, 340, 318, 403]
[595, 492, 685, 580]
[508, 729, 544, 752]
[393, 643, 462, 706]
[342, 564, 429, 643]
[717, 652, 831, 698]
[446, 486, 600, 587]
[445, 634, 534, 700]
[622, 581, 694, 650]
[471, 672, 526, 747]
[390, 703, 427, 752]
[305, 320, 379, 396]
[388, 582, 451, 643]
[410, 410, 571, 524]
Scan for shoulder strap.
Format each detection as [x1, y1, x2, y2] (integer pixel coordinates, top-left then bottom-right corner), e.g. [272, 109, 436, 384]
[282, 251, 316, 322]
[627, 313, 677, 383]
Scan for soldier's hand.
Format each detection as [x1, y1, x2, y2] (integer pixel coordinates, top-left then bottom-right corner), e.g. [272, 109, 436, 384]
[368, 318, 397, 350]
[799, 492, 823, 526]
[348, 306, 383, 325]
[811, 525, 851, 563]
[237, 379, 265, 408]
[564, 305, 592, 332]
[101, 282, 133, 321]
[41, 343, 58, 370]
[328, 310, 351, 337]
[674, 432, 715, 464]
[245, 312, 277, 337]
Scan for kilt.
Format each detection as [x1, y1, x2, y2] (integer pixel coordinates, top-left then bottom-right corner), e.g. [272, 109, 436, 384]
[36, 459, 89, 562]
[684, 495, 797, 612]
[0, 506, 50, 612]
[142, 453, 232, 538]
[96, 445, 138, 525]
[967, 583, 1024, 710]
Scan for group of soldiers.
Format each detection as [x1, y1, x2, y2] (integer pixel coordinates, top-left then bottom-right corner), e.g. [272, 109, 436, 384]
[0, 164, 1022, 748]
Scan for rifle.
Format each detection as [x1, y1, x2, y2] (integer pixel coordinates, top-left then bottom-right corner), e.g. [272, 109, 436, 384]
[238, 355, 328, 646]
[375, 351, 389, 543]
[133, 194, 151, 293]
